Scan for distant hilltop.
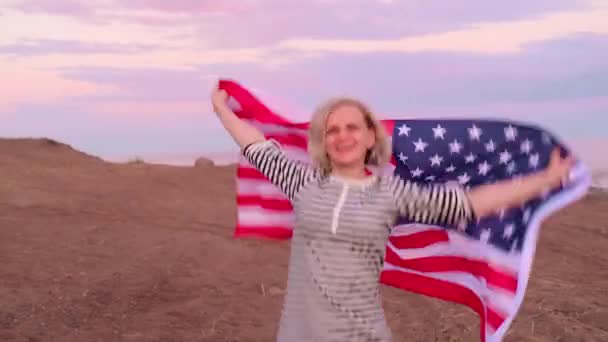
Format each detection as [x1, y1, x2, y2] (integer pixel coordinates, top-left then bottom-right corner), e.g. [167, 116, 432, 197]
[591, 170, 608, 190]
[4, 137, 607, 191]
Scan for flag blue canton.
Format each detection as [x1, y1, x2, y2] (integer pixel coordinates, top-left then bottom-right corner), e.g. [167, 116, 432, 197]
[391, 119, 568, 253]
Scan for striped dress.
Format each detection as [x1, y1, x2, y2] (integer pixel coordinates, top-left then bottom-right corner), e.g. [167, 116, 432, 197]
[243, 139, 475, 342]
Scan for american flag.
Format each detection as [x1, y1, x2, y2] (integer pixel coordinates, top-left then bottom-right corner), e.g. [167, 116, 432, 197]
[218, 79, 591, 342]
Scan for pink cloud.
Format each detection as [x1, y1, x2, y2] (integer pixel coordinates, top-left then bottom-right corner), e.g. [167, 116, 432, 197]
[381, 96, 608, 120]
[189, 0, 589, 48]
[0, 39, 157, 56]
[13, 0, 94, 16]
[89, 100, 209, 120]
[6, 0, 589, 48]
[0, 67, 115, 113]
[59, 67, 212, 102]
[101, 12, 190, 27]
[8, 0, 248, 18]
[117, 0, 250, 13]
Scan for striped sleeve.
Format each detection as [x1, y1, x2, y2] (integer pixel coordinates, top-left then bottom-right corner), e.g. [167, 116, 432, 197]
[242, 139, 318, 201]
[389, 176, 475, 227]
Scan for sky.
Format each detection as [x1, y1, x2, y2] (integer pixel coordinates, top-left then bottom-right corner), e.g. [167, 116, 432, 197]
[1, 0, 607, 174]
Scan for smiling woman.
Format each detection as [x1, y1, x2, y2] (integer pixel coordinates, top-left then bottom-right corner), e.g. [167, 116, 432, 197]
[308, 97, 391, 179]
[210, 83, 573, 342]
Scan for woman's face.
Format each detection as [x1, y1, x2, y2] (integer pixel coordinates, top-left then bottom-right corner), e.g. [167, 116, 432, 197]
[324, 104, 376, 171]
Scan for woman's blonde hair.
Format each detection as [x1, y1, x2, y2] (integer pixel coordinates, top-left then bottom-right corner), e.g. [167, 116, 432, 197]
[307, 97, 392, 174]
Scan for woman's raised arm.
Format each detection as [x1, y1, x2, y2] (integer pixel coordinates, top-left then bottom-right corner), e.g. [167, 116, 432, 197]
[211, 87, 318, 201]
[212, 88, 266, 149]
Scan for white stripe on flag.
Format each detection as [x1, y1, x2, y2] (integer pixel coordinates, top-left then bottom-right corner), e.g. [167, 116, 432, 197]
[381, 264, 514, 320]
[238, 206, 295, 227]
[247, 120, 308, 138]
[391, 224, 522, 272]
[386, 237, 520, 273]
[237, 179, 289, 199]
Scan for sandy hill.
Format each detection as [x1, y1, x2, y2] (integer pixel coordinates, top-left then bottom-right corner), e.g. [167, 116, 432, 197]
[592, 170, 608, 189]
[1, 138, 607, 342]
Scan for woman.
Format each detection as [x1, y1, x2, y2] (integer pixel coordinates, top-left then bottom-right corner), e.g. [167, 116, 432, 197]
[211, 87, 572, 342]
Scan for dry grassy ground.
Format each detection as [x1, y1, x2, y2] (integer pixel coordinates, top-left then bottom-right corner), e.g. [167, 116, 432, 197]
[1, 138, 607, 341]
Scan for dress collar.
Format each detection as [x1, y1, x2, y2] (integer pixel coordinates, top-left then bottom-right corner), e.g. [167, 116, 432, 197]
[329, 174, 378, 187]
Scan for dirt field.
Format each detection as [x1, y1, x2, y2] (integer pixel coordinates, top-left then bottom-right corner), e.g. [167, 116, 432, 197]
[1, 138, 607, 342]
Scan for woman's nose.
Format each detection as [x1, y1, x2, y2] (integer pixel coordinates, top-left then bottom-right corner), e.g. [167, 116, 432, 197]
[336, 129, 349, 140]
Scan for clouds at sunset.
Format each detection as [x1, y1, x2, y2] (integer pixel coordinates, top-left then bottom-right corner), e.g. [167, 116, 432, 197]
[0, 38, 157, 56]
[11, 0, 95, 17]
[1, 0, 606, 169]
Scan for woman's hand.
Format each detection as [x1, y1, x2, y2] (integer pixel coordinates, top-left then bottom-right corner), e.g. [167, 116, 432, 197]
[209, 84, 266, 148]
[211, 88, 229, 113]
[466, 147, 575, 220]
[545, 148, 575, 188]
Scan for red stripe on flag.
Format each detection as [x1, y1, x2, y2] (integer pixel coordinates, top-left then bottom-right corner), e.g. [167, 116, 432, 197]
[380, 270, 506, 342]
[389, 230, 449, 249]
[237, 195, 293, 211]
[385, 247, 518, 293]
[219, 80, 308, 129]
[234, 225, 293, 239]
[381, 119, 395, 135]
[381, 120, 397, 165]
[265, 134, 308, 149]
[486, 307, 505, 333]
[237, 166, 267, 180]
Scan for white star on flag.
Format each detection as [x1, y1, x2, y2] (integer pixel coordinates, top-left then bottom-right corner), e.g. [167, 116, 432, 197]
[503, 224, 515, 238]
[398, 152, 408, 164]
[468, 124, 482, 141]
[458, 172, 471, 184]
[529, 153, 539, 169]
[430, 154, 443, 166]
[398, 124, 411, 136]
[478, 161, 491, 176]
[465, 153, 477, 163]
[499, 150, 512, 164]
[411, 167, 424, 177]
[485, 139, 496, 152]
[449, 140, 462, 154]
[413, 138, 428, 152]
[520, 139, 533, 154]
[506, 161, 517, 174]
[433, 125, 447, 139]
[505, 125, 518, 141]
